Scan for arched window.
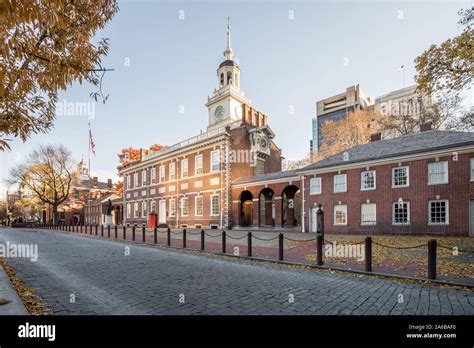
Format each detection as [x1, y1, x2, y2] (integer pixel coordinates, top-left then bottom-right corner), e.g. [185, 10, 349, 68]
[220, 73, 224, 87]
[227, 71, 232, 85]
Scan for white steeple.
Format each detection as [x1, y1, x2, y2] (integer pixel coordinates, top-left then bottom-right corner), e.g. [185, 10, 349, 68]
[223, 17, 233, 60]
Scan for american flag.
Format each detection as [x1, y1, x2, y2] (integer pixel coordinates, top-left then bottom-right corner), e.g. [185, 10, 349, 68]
[89, 129, 96, 156]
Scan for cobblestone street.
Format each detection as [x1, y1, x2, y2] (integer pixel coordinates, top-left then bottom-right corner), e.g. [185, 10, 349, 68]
[0, 227, 473, 315]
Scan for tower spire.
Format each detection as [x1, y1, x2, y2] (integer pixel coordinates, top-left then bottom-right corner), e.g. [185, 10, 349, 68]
[224, 17, 233, 60]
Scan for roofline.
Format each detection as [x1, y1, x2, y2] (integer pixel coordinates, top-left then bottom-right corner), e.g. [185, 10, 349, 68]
[297, 144, 474, 175]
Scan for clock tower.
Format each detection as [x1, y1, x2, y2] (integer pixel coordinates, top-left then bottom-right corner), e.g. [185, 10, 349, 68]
[206, 17, 251, 130]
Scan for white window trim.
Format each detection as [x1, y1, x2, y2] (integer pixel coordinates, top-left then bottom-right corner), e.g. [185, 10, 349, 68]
[392, 202, 411, 225]
[181, 159, 189, 178]
[309, 177, 322, 195]
[142, 201, 147, 218]
[470, 157, 474, 181]
[126, 203, 131, 218]
[127, 175, 131, 190]
[142, 170, 147, 186]
[195, 154, 203, 176]
[150, 201, 156, 213]
[134, 202, 139, 218]
[428, 200, 449, 225]
[392, 166, 410, 188]
[151, 168, 156, 184]
[333, 204, 347, 226]
[169, 162, 176, 181]
[360, 170, 376, 191]
[180, 197, 189, 217]
[361, 203, 376, 226]
[169, 198, 176, 217]
[333, 174, 347, 193]
[194, 195, 203, 216]
[210, 194, 220, 216]
[427, 161, 449, 185]
[210, 150, 220, 172]
[159, 165, 166, 183]
[134, 173, 138, 188]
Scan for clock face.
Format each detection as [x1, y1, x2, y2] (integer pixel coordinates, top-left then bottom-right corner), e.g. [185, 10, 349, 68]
[259, 137, 267, 150]
[214, 106, 225, 120]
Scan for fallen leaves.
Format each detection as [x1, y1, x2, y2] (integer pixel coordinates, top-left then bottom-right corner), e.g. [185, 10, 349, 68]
[0, 257, 52, 315]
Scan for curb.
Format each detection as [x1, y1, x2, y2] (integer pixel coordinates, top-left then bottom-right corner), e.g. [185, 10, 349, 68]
[0, 265, 29, 315]
[35, 228, 474, 290]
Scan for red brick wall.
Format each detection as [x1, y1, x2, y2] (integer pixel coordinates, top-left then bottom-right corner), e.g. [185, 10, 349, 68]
[303, 152, 474, 236]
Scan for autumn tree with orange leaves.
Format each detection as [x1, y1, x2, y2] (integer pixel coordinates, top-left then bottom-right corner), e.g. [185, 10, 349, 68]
[117, 144, 167, 172]
[315, 109, 380, 161]
[0, 1, 119, 151]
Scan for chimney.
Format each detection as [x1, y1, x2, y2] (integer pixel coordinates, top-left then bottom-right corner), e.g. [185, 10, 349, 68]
[370, 132, 381, 142]
[92, 176, 98, 187]
[107, 179, 113, 189]
[420, 121, 432, 132]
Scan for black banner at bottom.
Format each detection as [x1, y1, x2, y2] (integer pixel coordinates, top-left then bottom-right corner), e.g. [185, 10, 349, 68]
[0, 315, 472, 346]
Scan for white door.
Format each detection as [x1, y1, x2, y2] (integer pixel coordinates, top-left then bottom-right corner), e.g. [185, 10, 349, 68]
[470, 200, 474, 237]
[310, 207, 317, 233]
[159, 200, 166, 224]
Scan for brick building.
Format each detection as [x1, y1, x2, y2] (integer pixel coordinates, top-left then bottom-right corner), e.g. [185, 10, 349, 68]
[120, 19, 283, 228]
[84, 193, 123, 226]
[232, 128, 474, 236]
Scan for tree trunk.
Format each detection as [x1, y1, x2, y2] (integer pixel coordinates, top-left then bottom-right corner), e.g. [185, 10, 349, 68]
[52, 204, 59, 225]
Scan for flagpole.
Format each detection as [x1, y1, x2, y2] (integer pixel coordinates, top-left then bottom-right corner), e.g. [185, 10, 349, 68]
[88, 122, 91, 226]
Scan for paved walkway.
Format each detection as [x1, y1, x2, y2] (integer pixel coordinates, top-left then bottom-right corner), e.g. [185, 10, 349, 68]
[0, 227, 473, 315]
[0, 266, 29, 315]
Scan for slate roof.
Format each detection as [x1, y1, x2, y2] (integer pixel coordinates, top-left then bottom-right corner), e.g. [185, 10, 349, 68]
[233, 170, 298, 185]
[302, 131, 474, 171]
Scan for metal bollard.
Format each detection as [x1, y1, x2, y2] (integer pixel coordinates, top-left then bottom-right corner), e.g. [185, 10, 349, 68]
[247, 232, 252, 257]
[154, 227, 157, 244]
[167, 228, 171, 246]
[142, 227, 146, 243]
[132, 226, 136, 241]
[222, 231, 226, 254]
[183, 229, 187, 248]
[316, 234, 324, 266]
[428, 239, 437, 280]
[107, 225, 111, 238]
[95, 224, 98, 235]
[201, 230, 205, 251]
[365, 237, 372, 272]
[123, 226, 126, 240]
[278, 233, 284, 261]
[115, 225, 118, 239]
[101, 225, 104, 237]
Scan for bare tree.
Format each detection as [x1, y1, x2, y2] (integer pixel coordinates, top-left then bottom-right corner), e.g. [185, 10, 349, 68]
[7, 145, 74, 224]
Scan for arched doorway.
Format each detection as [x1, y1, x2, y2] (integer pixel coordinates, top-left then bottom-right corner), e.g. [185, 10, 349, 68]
[282, 185, 301, 227]
[259, 188, 274, 226]
[239, 190, 253, 226]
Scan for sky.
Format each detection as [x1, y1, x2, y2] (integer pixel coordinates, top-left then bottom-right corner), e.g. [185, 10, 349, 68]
[0, 0, 471, 198]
